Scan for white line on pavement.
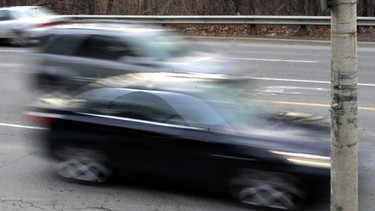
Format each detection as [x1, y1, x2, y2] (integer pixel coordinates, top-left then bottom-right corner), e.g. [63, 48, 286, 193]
[0, 49, 28, 53]
[231, 58, 319, 63]
[0, 122, 45, 130]
[247, 76, 375, 87]
[0, 64, 22, 67]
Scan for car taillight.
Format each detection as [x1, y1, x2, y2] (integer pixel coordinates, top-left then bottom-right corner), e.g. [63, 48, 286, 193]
[25, 114, 58, 126]
[35, 21, 70, 28]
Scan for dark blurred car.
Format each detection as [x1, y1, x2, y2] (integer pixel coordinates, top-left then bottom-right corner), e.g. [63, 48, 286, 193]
[0, 6, 70, 46]
[26, 73, 330, 210]
[31, 23, 235, 92]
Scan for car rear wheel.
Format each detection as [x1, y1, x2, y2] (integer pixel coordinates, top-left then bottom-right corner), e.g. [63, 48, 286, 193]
[9, 30, 29, 46]
[228, 169, 306, 210]
[54, 146, 112, 183]
[34, 73, 60, 92]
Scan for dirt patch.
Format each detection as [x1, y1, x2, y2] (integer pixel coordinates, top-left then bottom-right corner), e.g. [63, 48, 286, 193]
[172, 24, 375, 42]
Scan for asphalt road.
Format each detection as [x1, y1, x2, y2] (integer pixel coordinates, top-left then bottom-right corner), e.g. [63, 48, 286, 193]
[0, 38, 375, 210]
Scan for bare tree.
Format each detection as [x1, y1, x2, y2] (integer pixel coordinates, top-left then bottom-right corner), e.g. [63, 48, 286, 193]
[233, 0, 240, 15]
[248, 0, 257, 14]
[106, 0, 115, 14]
[1, 0, 373, 16]
[5, 0, 12, 6]
[87, 0, 96, 14]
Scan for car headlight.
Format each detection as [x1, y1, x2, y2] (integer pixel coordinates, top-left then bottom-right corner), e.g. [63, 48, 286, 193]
[270, 150, 331, 169]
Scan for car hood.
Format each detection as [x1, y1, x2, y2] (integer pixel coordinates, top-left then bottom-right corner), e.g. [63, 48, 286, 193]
[237, 125, 329, 144]
[161, 52, 241, 75]
[236, 111, 330, 140]
[223, 111, 331, 156]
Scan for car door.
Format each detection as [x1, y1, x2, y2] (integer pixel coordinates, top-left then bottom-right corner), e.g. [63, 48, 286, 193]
[92, 91, 188, 176]
[72, 35, 156, 81]
[98, 91, 231, 184]
[37, 34, 86, 87]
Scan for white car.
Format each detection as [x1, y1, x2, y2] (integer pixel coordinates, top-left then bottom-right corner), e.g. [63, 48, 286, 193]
[0, 6, 70, 46]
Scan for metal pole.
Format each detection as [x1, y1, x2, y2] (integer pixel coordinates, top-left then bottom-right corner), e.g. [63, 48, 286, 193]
[330, 0, 358, 210]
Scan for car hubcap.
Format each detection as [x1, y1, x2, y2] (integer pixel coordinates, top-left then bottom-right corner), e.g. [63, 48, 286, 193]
[10, 31, 28, 46]
[55, 147, 111, 183]
[229, 169, 305, 210]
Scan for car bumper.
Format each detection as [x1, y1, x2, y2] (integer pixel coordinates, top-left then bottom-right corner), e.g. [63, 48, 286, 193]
[24, 27, 54, 40]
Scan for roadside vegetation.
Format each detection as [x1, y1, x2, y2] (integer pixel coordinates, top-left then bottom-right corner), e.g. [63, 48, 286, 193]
[1, 0, 374, 40]
[1, 0, 374, 16]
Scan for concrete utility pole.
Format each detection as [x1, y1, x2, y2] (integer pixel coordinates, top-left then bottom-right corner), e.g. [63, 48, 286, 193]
[330, 0, 358, 210]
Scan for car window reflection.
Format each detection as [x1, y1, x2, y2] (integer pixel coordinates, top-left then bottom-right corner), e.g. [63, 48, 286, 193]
[108, 92, 188, 126]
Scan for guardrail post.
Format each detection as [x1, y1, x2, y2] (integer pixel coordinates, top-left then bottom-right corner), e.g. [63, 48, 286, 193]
[299, 25, 308, 36]
[249, 24, 257, 36]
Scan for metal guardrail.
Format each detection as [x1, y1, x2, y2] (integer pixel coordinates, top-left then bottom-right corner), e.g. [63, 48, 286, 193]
[67, 15, 375, 35]
[67, 15, 375, 26]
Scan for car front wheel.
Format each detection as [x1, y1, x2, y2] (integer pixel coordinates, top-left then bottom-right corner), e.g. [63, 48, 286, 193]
[54, 146, 112, 183]
[228, 169, 306, 210]
[9, 30, 29, 46]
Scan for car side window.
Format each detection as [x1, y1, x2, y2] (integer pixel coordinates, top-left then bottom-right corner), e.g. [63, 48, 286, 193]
[76, 35, 138, 60]
[0, 10, 11, 21]
[44, 35, 83, 55]
[108, 92, 187, 126]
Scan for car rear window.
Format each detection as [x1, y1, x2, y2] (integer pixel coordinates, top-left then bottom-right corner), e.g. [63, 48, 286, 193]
[108, 92, 187, 126]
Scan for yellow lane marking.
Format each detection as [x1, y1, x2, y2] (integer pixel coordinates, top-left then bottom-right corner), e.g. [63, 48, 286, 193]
[255, 100, 375, 111]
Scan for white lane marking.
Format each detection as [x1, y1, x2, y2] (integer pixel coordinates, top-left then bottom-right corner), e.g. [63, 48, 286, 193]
[0, 49, 28, 53]
[254, 86, 330, 95]
[248, 76, 330, 84]
[0, 122, 45, 130]
[231, 57, 319, 63]
[247, 76, 375, 87]
[0, 64, 22, 67]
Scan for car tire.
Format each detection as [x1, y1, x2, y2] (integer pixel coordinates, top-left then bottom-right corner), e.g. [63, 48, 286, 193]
[34, 73, 59, 92]
[9, 30, 29, 46]
[54, 146, 112, 183]
[228, 169, 306, 210]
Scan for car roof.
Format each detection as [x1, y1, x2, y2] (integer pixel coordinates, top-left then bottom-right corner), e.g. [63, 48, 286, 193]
[87, 72, 242, 94]
[77, 87, 198, 103]
[76, 87, 231, 130]
[0, 6, 41, 11]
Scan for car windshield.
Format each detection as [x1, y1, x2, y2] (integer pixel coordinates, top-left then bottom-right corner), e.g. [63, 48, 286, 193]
[132, 31, 195, 59]
[87, 73, 269, 133]
[191, 80, 268, 130]
[17, 7, 54, 18]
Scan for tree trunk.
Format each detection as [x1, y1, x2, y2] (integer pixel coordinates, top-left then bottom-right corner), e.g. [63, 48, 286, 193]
[106, 0, 115, 15]
[234, 0, 240, 15]
[138, 0, 150, 15]
[5, 0, 12, 6]
[306, 0, 319, 16]
[248, 0, 256, 15]
[87, 0, 96, 15]
[298, 0, 305, 15]
[369, 1, 375, 16]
